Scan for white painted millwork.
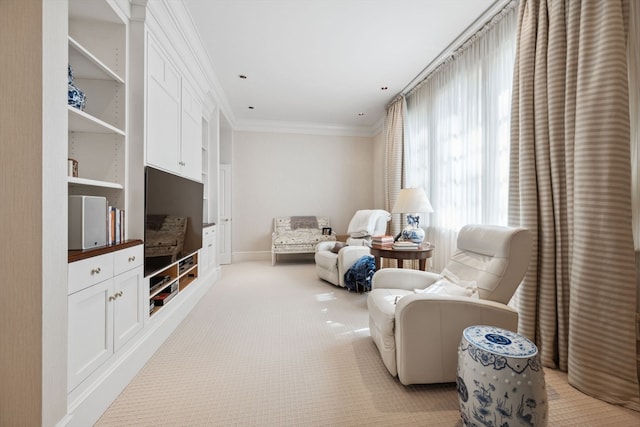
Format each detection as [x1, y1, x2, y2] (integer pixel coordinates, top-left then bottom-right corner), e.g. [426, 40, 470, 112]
[67, 1, 127, 205]
[146, 33, 203, 181]
[180, 79, 203, 180]
[68, 253, 114, 295]
[68, 278, 114, 393]
[146, 34, 181, 174]
[219, 164, 232, 264]
[200, 225, 217, 273]
[4, 0, 226, 425]
[67, 245, 144, 392]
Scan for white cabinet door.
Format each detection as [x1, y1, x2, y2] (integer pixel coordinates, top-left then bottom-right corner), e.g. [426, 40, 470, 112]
[146, 35, 181, 174]
[201, 225, 216, 273]
[180, 80, 202, 181]
[113, 265, 144, 352]
[68, 244, 144, 391]
[68, 278, 114, 391]
[219, 164, 232, 264]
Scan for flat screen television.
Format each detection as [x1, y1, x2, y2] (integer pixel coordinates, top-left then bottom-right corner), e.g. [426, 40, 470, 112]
[144, 166, 203, 277]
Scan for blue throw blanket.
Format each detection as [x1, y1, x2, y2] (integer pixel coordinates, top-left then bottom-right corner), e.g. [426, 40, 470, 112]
[344, 255, 376, 292]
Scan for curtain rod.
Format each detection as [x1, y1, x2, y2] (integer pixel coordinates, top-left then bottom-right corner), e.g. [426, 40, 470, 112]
[394, 0, 515, 103]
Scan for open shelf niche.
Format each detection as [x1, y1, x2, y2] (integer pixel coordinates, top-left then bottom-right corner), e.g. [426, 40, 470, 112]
[148, 251, 199, 317]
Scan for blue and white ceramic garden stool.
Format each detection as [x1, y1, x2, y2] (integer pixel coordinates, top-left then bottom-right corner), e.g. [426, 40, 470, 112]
[457, 325, 548, 427]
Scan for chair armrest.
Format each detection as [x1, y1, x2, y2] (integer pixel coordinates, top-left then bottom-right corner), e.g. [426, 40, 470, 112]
[371, 268, 441, 291]
[393, 294, 518, 384]
[338, 246, 371, 271]
[316, 241, 337, 252]
[396, 294, 518, 319]
[337, 246, 371, 287]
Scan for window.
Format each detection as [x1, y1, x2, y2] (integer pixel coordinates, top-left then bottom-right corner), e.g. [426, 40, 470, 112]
[404, 5, 517, 270]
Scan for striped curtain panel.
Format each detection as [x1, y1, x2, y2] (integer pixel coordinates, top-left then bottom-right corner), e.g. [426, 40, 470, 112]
[384, 96, 405, 237]
[631, 0, 640, 249]
[510, 0, 640, 410]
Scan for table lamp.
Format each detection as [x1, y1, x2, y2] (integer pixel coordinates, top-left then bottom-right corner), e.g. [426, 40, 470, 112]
[391, 187, 433, 244]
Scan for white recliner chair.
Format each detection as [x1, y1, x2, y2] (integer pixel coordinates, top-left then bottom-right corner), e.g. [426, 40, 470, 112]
[315, 209, 390, 287]
[315, 242, 371, 288]
[367, 224, 532, 385]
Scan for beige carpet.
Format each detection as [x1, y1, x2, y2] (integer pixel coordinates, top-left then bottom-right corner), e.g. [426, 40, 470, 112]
[96, 260, 640, 426]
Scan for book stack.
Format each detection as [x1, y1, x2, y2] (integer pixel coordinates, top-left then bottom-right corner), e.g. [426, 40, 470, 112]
[392, 241, 420, 250]
[371, 234, 395, 248]
[107, 205, 125, 245]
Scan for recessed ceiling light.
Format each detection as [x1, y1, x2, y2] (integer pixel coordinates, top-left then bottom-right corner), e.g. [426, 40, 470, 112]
[381, 86, 388, 90]
[239, 74, 247, 79]
[248, 106, 254, 109]
[358, 112, 365, 116]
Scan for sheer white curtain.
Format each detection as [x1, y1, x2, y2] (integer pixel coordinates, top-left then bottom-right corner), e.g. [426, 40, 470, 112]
[405, 4, 517, 271]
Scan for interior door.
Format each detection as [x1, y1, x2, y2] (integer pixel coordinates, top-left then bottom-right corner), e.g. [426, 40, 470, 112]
[219, 164, 232, 264]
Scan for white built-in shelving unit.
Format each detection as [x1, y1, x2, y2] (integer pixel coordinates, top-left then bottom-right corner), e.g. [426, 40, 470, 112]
[62, 1, 221, 425]
[67, 0, 127, 210]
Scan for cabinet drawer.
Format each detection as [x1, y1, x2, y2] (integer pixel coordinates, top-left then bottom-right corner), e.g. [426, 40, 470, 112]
[68, 253, 114, 295]
[203, 226, 215, 239]
[114, 244, 143, 276]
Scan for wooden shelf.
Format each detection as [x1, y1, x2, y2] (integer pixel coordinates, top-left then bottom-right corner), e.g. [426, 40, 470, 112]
[68, 239, 143, 263]
[148, 251, 199, 317]
[179, 266, 198, 291]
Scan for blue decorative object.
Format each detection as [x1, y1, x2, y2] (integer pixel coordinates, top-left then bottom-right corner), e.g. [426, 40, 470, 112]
[400, 214, 425, 244]
[68, 65, 86, 110]
[457, 325, 548, 427]
[344, 255, 376, 292]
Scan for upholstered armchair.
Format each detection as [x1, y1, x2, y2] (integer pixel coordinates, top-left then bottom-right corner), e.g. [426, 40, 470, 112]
[315, 242, 371, 288]
[367, 224, 532, 385]
[315, 210, 390, 287]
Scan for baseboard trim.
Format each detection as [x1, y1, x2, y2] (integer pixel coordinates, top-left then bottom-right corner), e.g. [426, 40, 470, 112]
[232, 250, 316, 264]
[232, 250, 271, 262]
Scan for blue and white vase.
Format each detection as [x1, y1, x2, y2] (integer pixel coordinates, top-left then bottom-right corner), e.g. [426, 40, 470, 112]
[68, 65, 86, 110]
[457, 325, 548, 427]
[400, 214, 425, 244]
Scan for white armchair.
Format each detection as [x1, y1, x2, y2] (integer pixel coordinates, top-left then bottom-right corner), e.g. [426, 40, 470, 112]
[315, 242, 371, 288]
[315, 210, 390, 288]
[367, 224, 532, 385]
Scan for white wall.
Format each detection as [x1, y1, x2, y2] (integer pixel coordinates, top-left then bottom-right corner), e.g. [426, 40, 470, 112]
[232, 130, 384, 260]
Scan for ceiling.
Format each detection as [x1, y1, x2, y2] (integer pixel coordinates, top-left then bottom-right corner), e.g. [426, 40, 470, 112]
[182, 0, 502, 135]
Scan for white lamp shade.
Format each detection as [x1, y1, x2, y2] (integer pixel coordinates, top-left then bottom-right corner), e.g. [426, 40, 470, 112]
[391, 188, 433, 214]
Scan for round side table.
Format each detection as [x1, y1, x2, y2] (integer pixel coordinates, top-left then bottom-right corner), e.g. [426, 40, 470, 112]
[457, 325, 548, 427]
[369, 244, 433, 271]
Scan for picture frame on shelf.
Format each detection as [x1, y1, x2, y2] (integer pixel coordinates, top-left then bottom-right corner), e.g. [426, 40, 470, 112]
[322, 227, 332, 236]
[68, 158, 78, 177]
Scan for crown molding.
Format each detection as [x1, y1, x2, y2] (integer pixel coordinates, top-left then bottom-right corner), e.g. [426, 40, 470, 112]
[233, 118, 380, 138]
